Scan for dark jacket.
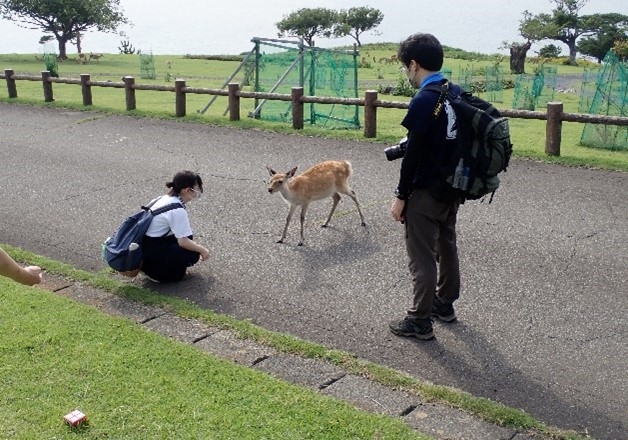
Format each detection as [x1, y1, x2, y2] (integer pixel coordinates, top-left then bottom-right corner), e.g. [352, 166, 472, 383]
[396, 80, 462, 200]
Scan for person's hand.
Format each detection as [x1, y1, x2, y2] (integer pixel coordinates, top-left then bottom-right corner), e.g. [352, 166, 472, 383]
[391, 198, 406, 223]
[199, 247, 210, 262]
[23, 266, 43, 285]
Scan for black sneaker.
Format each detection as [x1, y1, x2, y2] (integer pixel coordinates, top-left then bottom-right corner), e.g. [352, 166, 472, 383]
[431, 298, 457, 322]
[389, 317, 434, 340]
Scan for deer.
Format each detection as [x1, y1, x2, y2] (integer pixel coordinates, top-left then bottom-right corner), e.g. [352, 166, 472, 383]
[266, 160, 366, 246]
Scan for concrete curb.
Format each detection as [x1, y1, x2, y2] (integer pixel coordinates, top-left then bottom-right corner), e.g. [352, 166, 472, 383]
[42, 274, 538, 440]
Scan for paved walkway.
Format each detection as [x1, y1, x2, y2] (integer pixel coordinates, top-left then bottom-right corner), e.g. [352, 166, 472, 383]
[1, 103, 626, 439]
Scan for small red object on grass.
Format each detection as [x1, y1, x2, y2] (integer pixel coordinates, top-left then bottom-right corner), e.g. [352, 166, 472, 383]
[63, 409, 87, 426]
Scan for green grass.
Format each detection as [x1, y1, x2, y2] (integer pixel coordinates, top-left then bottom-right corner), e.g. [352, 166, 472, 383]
[1, 49, 626, 172]
[0, 277, 426, 439]
[1, 244, 591, 440]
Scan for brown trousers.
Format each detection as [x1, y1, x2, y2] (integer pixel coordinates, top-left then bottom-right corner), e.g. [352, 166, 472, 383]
[404, 189, 461, 320]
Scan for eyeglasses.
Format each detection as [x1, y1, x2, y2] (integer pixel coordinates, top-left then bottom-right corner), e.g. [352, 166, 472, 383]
[189, 187, 202, 198]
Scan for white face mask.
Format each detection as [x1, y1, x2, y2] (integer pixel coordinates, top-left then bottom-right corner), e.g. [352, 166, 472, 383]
[401, 64, 419, 89]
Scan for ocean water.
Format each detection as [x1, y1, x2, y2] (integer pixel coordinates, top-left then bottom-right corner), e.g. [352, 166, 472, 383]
[1, 0, 625, 56]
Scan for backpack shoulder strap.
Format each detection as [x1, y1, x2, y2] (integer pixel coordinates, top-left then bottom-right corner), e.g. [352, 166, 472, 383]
[141, 196, 162, 211]
[151, 203, 184, 216]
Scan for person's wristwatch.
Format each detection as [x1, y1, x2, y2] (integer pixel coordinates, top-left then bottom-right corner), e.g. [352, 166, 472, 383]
[394, 189, 407, 200]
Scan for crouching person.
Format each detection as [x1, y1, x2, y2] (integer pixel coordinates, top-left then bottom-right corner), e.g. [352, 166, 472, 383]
[141, 170, 210, 283]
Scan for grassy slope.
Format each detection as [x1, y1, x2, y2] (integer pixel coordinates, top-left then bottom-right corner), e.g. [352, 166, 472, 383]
[0, 277, 425, 439]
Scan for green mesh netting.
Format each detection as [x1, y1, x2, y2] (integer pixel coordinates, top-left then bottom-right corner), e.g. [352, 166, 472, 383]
[513, 74, 539, 110]
[580, 50, 627, 151]
[140, 52, 156, 79]
[455, 64, 504, 102]
[536, 66, 557, 108]
[513, 66, 557, 110]
[456, 65, 474, 92]
[208, 38, 360, 129]
[485, 66, 504, 103]
[579, 66, 601, 113]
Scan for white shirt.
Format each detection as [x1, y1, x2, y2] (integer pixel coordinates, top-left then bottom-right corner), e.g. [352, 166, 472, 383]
[144, 195, 193, 238]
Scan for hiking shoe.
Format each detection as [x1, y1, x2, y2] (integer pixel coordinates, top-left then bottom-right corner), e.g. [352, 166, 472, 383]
[431, 298, 457, 322]
[389, 317, 434, 340]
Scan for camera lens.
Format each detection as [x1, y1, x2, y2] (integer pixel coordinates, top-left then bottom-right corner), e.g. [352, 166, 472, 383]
[384, 137, 408, 161]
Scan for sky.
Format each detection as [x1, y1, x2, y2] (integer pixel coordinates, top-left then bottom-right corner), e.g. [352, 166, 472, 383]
[0, 0, 626, 56]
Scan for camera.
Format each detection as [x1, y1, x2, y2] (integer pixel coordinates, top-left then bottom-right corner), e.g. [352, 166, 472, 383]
[384, 136, 408, 161]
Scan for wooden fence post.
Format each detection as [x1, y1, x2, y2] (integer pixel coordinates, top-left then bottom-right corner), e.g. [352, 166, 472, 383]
[41, 71, 53, 102]
[5, 69, 17, 98]
[546, 101, 563, 156]
[292, 87, 304, 129]
[123, 76, 136, 110]
[228, 82, 240, 121]
[364, 90, 378, 138]
[80, 74, 92, 106]
[175, 79, 186, 117]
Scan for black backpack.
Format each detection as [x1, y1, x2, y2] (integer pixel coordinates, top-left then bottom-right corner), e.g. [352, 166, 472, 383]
[102, 197, 183, 272]
[425, 81, 513, 203]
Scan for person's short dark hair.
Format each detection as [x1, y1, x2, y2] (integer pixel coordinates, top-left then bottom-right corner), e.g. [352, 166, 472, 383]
[397, 33, 444, 72]
[166, 170, 203, 195]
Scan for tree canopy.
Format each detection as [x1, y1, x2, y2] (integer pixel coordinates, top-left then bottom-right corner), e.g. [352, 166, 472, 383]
[276, 6, 384, 47]
[519, 0, 628, 65]
[0, 0, 128, 58]
[578, 24, 628, 63]
[612, 40, 628, 62]
[333, 6, 384, 47]
[276, 7, 338, 47]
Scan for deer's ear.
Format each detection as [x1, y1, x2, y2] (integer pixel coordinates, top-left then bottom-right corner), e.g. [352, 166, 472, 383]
[287, 167, 298, 177]
[266, 166, 276, 176]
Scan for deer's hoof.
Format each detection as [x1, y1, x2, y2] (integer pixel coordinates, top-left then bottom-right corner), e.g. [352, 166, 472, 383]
[297, 242, 304, 246]
[276, 239, 284, 244]
[361, 222, 367, 227]
[321, 224, 329, 228]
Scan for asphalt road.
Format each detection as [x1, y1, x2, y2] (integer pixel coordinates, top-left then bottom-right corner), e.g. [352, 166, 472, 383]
[1, 103, 626, 439]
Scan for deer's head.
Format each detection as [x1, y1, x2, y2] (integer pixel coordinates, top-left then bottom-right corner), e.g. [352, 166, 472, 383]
[266, 166, 297, 194]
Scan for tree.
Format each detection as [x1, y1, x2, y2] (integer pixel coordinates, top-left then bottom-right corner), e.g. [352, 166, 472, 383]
[519, 0, 628, 66]
[0, 0, 127, 59]
[333, 6, 383, 47]
[507, 40, 532, 74]
[538, 44, 562, 58]
[613, 40, 628, 62]
[276, 7, 338, 47]
[577, 17, 628, 63]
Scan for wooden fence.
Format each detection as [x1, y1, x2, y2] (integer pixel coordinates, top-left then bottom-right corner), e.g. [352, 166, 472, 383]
[2, 69, 628, 156]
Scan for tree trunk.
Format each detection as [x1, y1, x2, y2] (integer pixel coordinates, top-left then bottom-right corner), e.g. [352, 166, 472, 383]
[57, 37, 67, 59]
[567, 42, 578, 66]
[509, 41, 532, 74]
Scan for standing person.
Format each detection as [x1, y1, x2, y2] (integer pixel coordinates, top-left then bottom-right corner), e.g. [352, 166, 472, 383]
[0, 247, 43, 286]
[388, 33, 462, 340]
[140, 170, 210, 283]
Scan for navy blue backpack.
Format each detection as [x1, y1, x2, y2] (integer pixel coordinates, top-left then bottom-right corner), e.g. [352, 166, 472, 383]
[102, 197, 183, 272]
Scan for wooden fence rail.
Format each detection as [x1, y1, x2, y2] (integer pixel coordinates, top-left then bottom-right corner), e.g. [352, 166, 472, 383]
[3, 69, 627, 156]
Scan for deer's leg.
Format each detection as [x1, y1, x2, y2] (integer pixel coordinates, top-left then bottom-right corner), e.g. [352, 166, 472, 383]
[298, 203, 310, 246]
[339, 186, 366, 226]
[348, 189, 366, 226]
[279, 204, 297, 243]
[323, 193, 341, 227]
